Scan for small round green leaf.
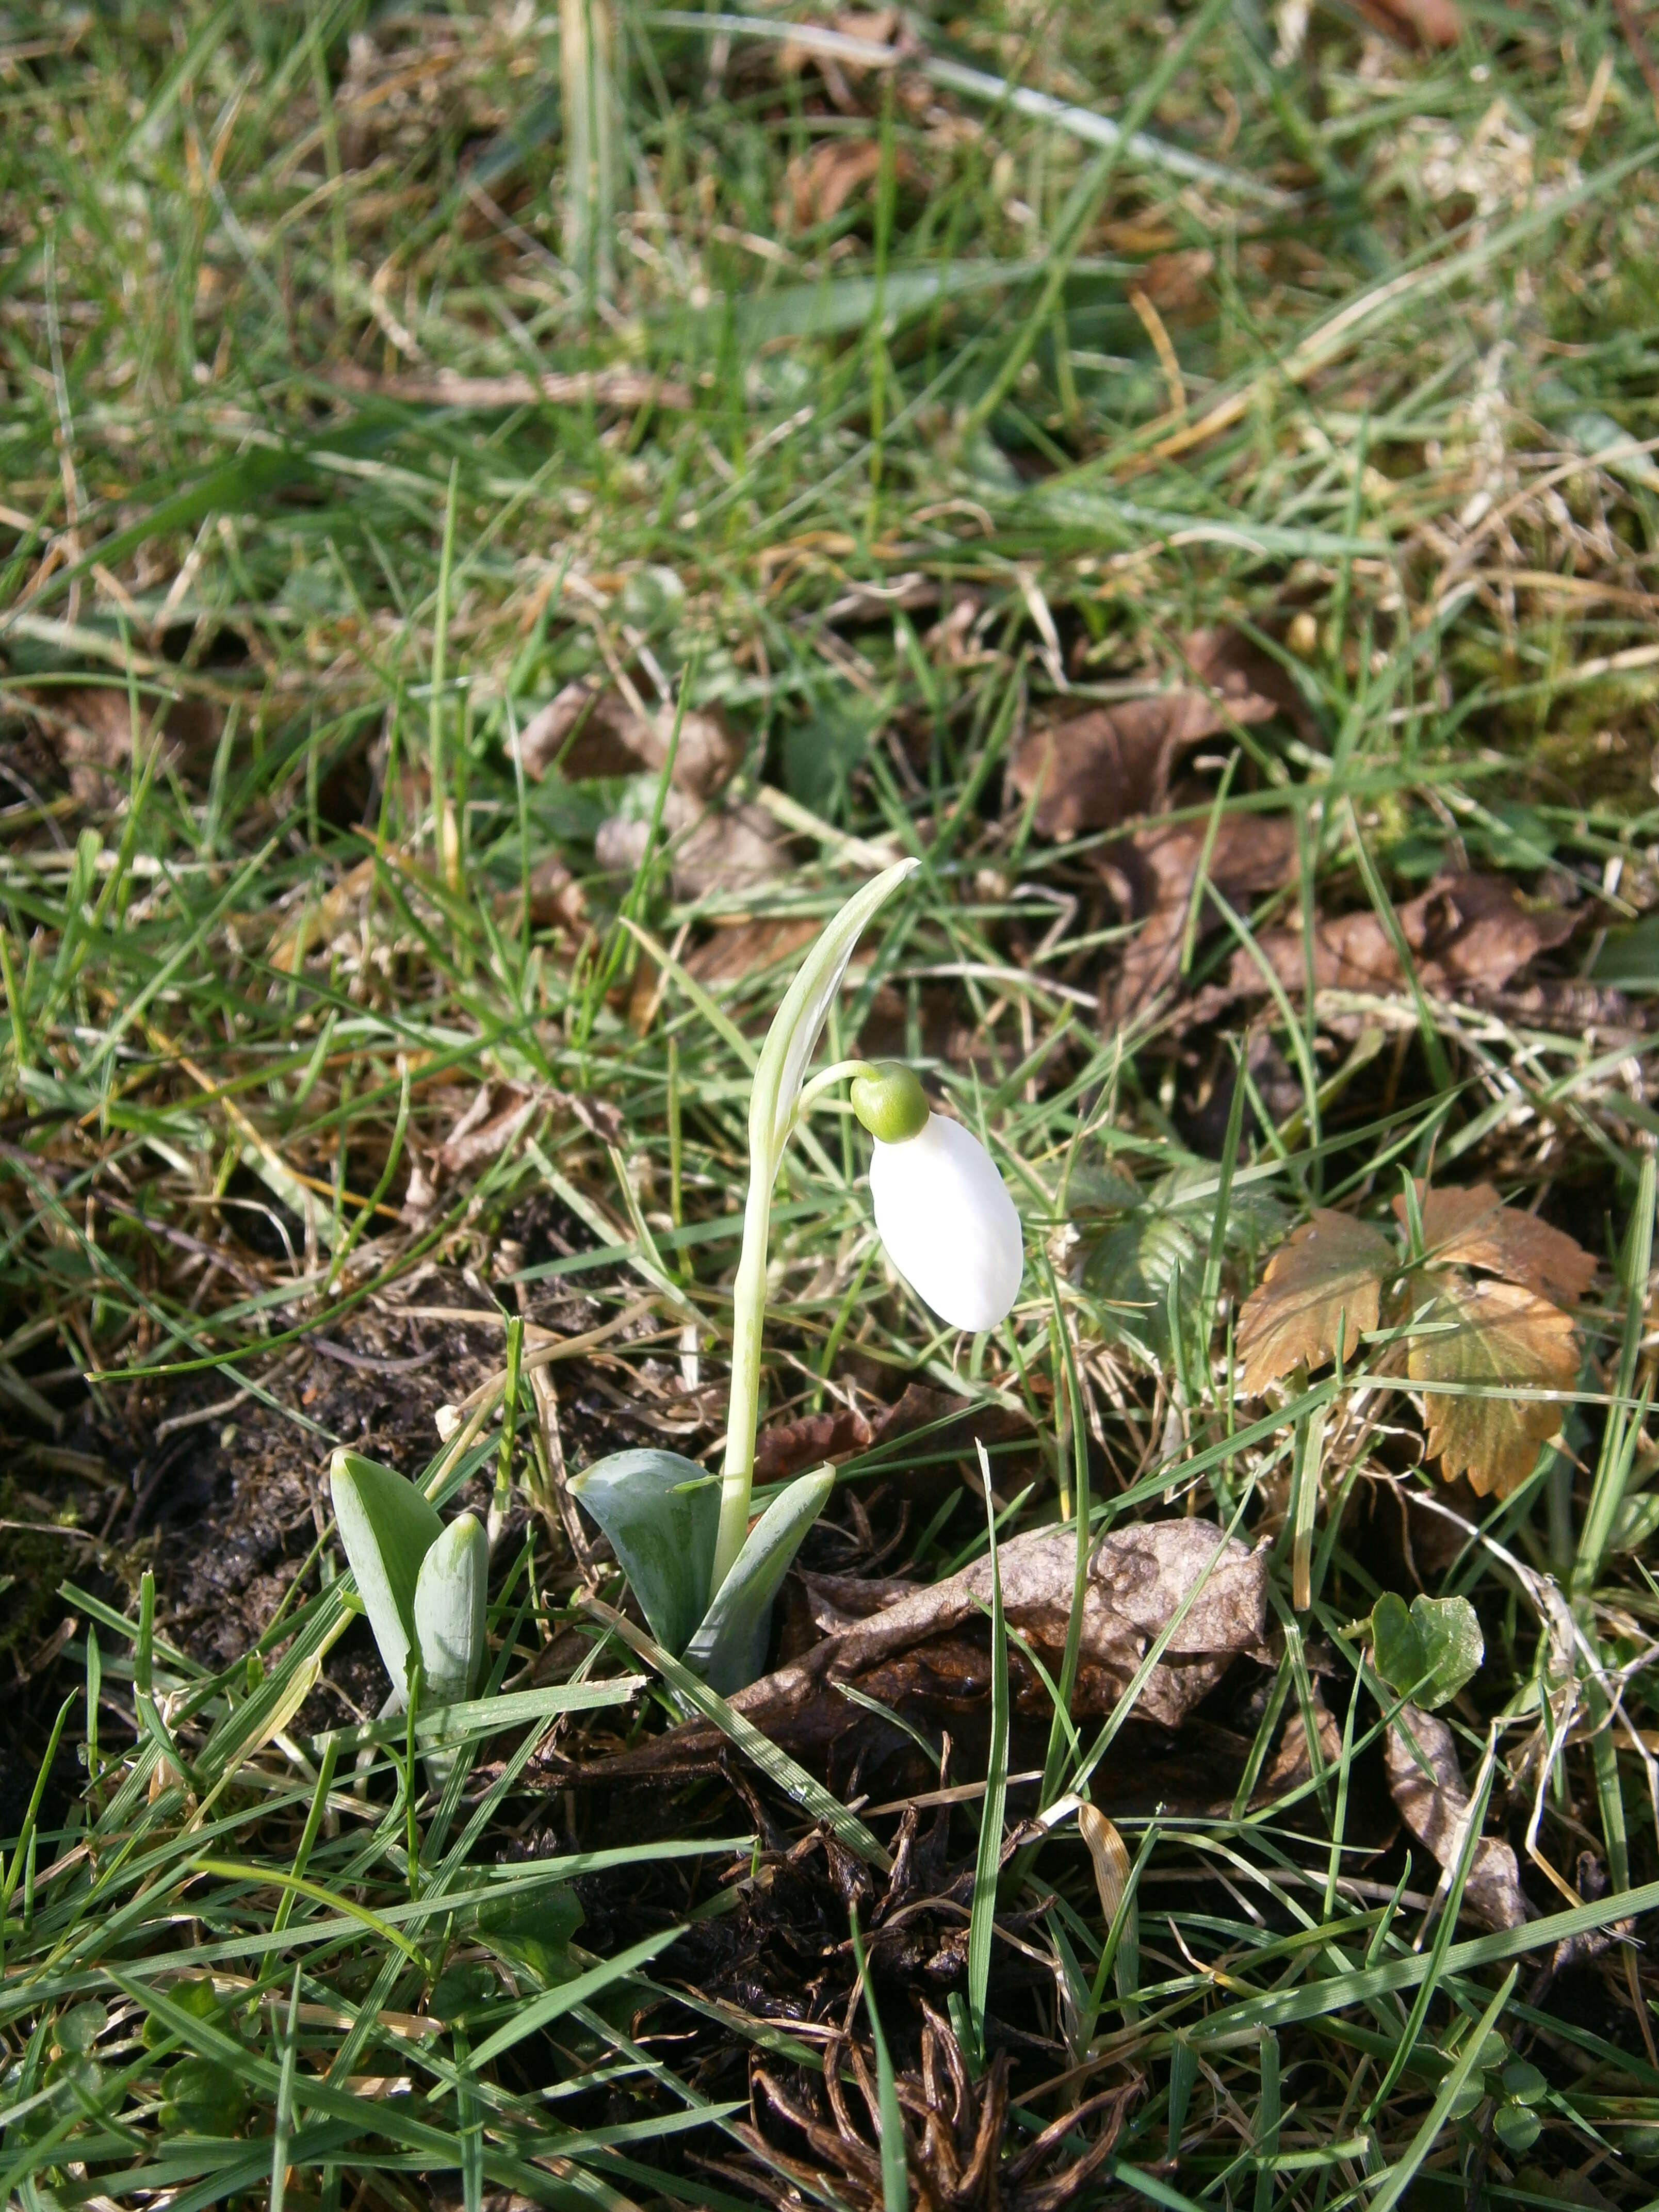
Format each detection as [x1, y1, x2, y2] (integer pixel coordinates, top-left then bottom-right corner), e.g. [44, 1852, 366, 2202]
[1370, 1591, 1483, 1710]
[1493, 2104, 1542, 2153]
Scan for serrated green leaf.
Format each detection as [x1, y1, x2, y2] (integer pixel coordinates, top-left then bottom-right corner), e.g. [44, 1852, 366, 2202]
[686, 1468, 834, 1693]
[413, 1511, 489, 1704]
[1370, 1591, 1484, 1710]
[570, 1447, 720, 1657]
[329, 1450, 443, 1706]
[476, 1887, 585, 1988]
[1083, 1209, 1204, 1369]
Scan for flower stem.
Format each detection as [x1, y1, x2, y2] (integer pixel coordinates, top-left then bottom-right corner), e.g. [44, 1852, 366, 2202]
[712, 1158, 776, 1589]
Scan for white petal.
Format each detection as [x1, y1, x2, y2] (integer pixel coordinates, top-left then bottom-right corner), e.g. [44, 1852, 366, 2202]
[868, 1113, 1023, 1331]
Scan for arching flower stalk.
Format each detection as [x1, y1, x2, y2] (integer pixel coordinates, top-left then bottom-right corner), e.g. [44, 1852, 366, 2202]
[572, 857, 1026, 1693]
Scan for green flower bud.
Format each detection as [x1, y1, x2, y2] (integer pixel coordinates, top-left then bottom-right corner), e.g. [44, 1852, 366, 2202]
[849, 1062, 929, 1145]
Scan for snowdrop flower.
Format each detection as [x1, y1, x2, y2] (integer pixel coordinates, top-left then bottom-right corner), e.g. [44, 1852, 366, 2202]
[851, 1063, 1023, 1331]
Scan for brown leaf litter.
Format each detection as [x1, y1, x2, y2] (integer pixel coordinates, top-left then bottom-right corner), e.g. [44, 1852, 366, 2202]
[1006, 629, 1305, 842]
[1385, 1702, 1526, 1929]
[1098, 810, 1300, 1019]
[584, 1519, 1268, 1802]
[1356, 0, 1463, 50]
[780, 138, 916, 229]
[511, 675, 789, 898]
[1197, 871, 1577, 1013]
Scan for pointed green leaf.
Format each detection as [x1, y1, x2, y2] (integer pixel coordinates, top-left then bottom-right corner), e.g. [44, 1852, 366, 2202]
[329, 1451, 442, 1705]
[686, 1468, 833, 1693]
[413, 1511, 489, 1704]
[570, 1447, 719, 1657]
[1371, 1591, 1483, 1711]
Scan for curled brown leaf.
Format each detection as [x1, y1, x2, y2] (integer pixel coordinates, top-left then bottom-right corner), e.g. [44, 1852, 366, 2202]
[1386, 1703, 1526, 1930]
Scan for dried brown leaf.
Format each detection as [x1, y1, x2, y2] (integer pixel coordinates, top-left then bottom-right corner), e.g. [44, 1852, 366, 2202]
[593, 1521, 1267, 1799]
[1409, 1278, 1579, 1498]
[1357, 0, 1462, 48]
[1393, 1181, 1597, 1307]
[780, 138, 887, 227]
[1236, 1209, 1396, 1393]
[754, 1404, 874, 1483]
[1386, 1703, 1525, 1929]
[1100, 811, 1299, 1017]
[1007, 629, 1298, 840]
[595, 789, 788, 898]
[513, 679, 741, 800]
[1208, 873, 1575, 1012]
[684, 915, 819, 988]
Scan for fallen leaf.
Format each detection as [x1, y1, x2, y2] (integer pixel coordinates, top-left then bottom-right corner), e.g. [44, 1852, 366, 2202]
[1394, 1182, 1597, 1308]
[780, 139, 884, 228]
[585, 1520, 1267, 1810]
[512, 679, 741, 801]
[594, 788, 789, 899]
[1207, 874, 1575, 1010]
[1386, 1703, 1526, 1930]
[1356, 0, 1462, 50]
[1008, 629, 1298, 841]
[755, 1404, 875, 1483]
[402, 1084, 538, 1223]
[822, 1520, 1266, 1717]
[1427, 874, 1577, 992]
[499, 852, 589, 936]
[1408, 1278, 1579, 1497]
[1100, 810, 1299, 1017]
[1256, 1679, 1343, 1798]
[1235, 1210, 1396, 1393]
[30, 684, 222, 805]
[684, 915, 819, 987]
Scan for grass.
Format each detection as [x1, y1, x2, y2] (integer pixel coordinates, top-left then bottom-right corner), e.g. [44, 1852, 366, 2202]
[4, 0, 1659, 2204]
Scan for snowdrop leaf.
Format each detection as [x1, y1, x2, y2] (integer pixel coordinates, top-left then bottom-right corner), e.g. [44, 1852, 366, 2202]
[570, 1447, 720, 1657]
[1370, 1591, 1483, 1710]
[330, 1450, 443, 1705]
[751, 857, 918, 1173]
[413, 1511, 489, 1704]
[685, 1467, 834, 1693]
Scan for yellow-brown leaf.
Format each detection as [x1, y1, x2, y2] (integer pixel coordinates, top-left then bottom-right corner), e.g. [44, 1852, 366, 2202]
[1236, 1209, 1395, 1394]
[1408, 1278, 1580, 1498]
[1393, 1181, 1596, 1308]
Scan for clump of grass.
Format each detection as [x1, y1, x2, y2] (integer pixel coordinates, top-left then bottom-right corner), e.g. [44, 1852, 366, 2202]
[5, 0, 1659, 2205]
